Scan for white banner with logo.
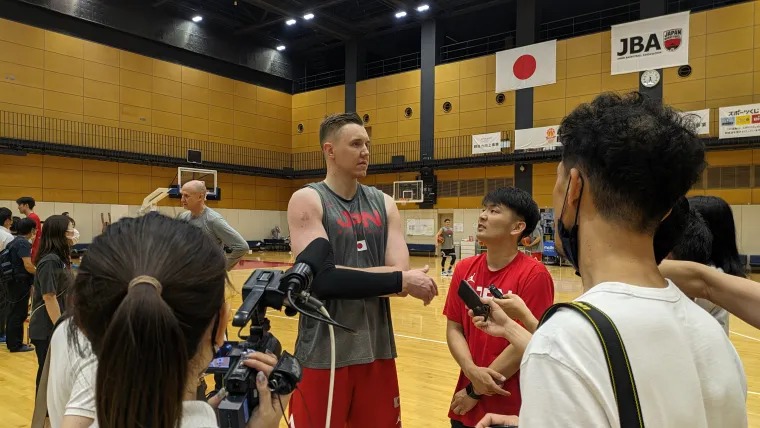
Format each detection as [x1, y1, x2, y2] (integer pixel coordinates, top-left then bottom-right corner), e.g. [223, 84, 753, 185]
[515, 125, 560, 150]
[719, 103, 760, 139]
[679, 109, 710, 135]
[611, 11, 689, 75]
[471, 132, 502, 154]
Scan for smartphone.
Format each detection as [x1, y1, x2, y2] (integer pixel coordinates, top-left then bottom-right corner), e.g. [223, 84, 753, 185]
[489, 284, 504, 299]
[458, 281, 490, 319]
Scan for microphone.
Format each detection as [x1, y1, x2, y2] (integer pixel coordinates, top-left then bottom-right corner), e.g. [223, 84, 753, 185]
[282, 237, 333, 295]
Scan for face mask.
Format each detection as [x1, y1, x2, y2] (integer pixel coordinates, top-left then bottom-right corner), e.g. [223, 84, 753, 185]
[653, 197, 689, 264]
[557, 176, 584, 276]
[67, 228, 80, 245]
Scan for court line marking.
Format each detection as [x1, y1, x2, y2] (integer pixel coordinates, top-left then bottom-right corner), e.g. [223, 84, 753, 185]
[254, 313, 449, 344]
[730, 331, 760, 343]
[256, 312, 760, 396]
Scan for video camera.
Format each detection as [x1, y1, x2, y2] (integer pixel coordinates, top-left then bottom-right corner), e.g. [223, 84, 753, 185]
[207, 237, 350, 428]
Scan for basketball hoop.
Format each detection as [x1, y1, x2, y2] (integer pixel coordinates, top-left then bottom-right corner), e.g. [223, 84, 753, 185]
[398, 198, 409, 207]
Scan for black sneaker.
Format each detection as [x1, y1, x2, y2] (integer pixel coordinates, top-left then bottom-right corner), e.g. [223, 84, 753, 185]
[10, 344, 34, 353]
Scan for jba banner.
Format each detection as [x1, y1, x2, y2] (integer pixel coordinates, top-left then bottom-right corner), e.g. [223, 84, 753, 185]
[679, 109, 710, 135]
[611, 12, 689, 75]
[719, 104, 760, 139]
[471, 132, 503, 154]
[515, 125, 561, 150]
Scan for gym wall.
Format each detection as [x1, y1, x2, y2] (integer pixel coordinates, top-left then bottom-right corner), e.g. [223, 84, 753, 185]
[0, 153, 293, 210]
[0, 198, 288, 246]
[0, 17, 292, 153]
[434, 57, 515, 139]
[355, 70, 422, 146]
[291, 86, 345, 153]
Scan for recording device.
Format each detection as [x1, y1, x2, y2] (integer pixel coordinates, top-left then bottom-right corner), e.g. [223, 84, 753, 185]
[488, 284, 504, 299]
[209, 238, 350, 428]
[458, 281, 490, 320]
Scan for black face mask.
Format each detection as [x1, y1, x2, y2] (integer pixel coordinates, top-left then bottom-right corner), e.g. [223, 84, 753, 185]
[653, 197, 690, 264]
[557, 176, 584, 276]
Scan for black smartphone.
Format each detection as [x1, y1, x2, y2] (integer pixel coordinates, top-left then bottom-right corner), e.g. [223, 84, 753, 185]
[458, 281, 490, 320]
[489, 284, 504, 299]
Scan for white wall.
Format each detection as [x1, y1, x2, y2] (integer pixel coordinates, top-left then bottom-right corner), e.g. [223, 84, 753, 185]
[401, 205, 760, 256]
[0, 200, 289, 244]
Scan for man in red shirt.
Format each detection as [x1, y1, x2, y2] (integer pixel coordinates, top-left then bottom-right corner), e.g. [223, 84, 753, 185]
[16, 197, 41, 261]
[444, 187, 554, 428]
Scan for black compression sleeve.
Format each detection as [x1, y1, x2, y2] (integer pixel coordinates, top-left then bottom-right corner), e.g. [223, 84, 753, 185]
[310, 268, 403, 299]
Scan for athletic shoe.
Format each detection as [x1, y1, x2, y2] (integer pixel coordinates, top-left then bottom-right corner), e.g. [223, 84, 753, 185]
[10, 344, 34, 353]
[447, 269, 453, 276]
[441, 271, 447, 277]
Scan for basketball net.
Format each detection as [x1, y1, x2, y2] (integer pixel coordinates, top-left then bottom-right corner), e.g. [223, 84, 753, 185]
[398, 198, 408, 207]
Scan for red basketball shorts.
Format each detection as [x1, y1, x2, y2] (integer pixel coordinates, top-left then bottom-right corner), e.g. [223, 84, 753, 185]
[288, 359, 401, 428]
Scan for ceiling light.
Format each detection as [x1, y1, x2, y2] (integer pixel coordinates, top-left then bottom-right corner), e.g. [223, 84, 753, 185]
[276, 45, 286, 51]
[303, 13, 314, 20]
[416, 4, 430, 12]
[286, 19, 297, 25]
[395, 11, 407, 18]
[192, 15, 203, 22]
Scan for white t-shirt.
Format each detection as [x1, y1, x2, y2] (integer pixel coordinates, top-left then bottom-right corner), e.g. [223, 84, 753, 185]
[0, 226, 13, 251]
[48, 318, 98, 427]
[48, 319, 220, 428]
[519, 281, 747, 428]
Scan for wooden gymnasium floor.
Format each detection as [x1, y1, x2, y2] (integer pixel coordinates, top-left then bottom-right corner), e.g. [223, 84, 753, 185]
[1, 252, 758, 428]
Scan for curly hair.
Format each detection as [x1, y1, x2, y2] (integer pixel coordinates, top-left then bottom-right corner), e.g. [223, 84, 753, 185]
[559, 92, 706, 232]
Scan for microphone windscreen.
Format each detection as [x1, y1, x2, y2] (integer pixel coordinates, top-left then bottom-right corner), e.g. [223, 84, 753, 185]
[295, 237, 333, 275]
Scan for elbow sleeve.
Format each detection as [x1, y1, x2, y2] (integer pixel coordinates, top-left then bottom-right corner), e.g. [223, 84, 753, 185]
[310, 268, 403, 300]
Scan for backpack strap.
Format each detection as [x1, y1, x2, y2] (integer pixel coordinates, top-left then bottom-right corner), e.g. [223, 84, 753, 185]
[539, 301, 644, 428]
[31, 315, 69, 428]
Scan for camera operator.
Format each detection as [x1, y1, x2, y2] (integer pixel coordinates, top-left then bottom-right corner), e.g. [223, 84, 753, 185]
[60, 214, 289, 428]
[287, 113, 438, 427]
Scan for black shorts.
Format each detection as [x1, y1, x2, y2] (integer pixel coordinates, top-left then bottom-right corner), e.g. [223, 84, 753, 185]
[441, 248, 455, 256]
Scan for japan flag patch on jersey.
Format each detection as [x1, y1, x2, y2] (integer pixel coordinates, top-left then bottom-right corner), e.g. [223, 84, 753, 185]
[357, 240, 368, 252]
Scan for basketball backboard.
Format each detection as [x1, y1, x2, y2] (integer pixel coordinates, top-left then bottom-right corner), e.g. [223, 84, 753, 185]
[177, 167, 218, 197]
[393, 180, 424, 204]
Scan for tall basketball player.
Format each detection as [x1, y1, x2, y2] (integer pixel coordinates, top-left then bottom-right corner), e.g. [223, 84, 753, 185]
[287, 112, 439, 428]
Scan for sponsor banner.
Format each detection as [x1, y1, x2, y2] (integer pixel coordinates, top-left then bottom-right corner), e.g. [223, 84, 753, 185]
[719, 104, 760, 139]
[472, 132, 502, 154]
[611, 11, 689, 75]
[515, 125, 561, 150]
[679, 109, 710, 135]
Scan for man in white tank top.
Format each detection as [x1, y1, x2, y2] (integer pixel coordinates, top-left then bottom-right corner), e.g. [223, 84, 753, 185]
[481, 93, 746, 428]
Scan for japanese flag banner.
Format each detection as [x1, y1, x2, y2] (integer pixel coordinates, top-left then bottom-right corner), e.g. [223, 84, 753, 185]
[495, 40, 557, 92]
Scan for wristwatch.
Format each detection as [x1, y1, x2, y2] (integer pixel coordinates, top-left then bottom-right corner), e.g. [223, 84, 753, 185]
[465, 383, 482, 400]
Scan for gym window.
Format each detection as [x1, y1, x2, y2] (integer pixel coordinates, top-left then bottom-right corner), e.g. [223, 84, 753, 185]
[437, 180, 459, 197]
[487, 177, 514, 191]
[705, 166, 751, 189]
[459, 179, 485, 197]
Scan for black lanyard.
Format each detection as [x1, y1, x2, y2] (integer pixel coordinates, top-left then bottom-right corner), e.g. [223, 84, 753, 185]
[540, 301, 645, 428]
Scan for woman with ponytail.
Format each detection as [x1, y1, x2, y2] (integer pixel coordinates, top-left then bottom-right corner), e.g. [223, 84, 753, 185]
[66, 213, 288, 428]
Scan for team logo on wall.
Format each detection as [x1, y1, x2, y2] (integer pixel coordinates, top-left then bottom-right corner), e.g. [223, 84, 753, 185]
[545, 128, 556, 139]
[663, 28, 682, 51]
[610, 11, 689, 75]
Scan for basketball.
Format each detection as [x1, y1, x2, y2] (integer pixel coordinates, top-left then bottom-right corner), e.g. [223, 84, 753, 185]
[522, 237, 532, 246]
[437, 236, 444, 244]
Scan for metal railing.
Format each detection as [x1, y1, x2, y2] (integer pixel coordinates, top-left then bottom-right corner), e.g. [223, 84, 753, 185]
[294, 69, 346, 93]
[3, 110, 757, 179]
[365, 52, 421, 79]
[538, 2, 640, 42]
[440, 31, 517, 64]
